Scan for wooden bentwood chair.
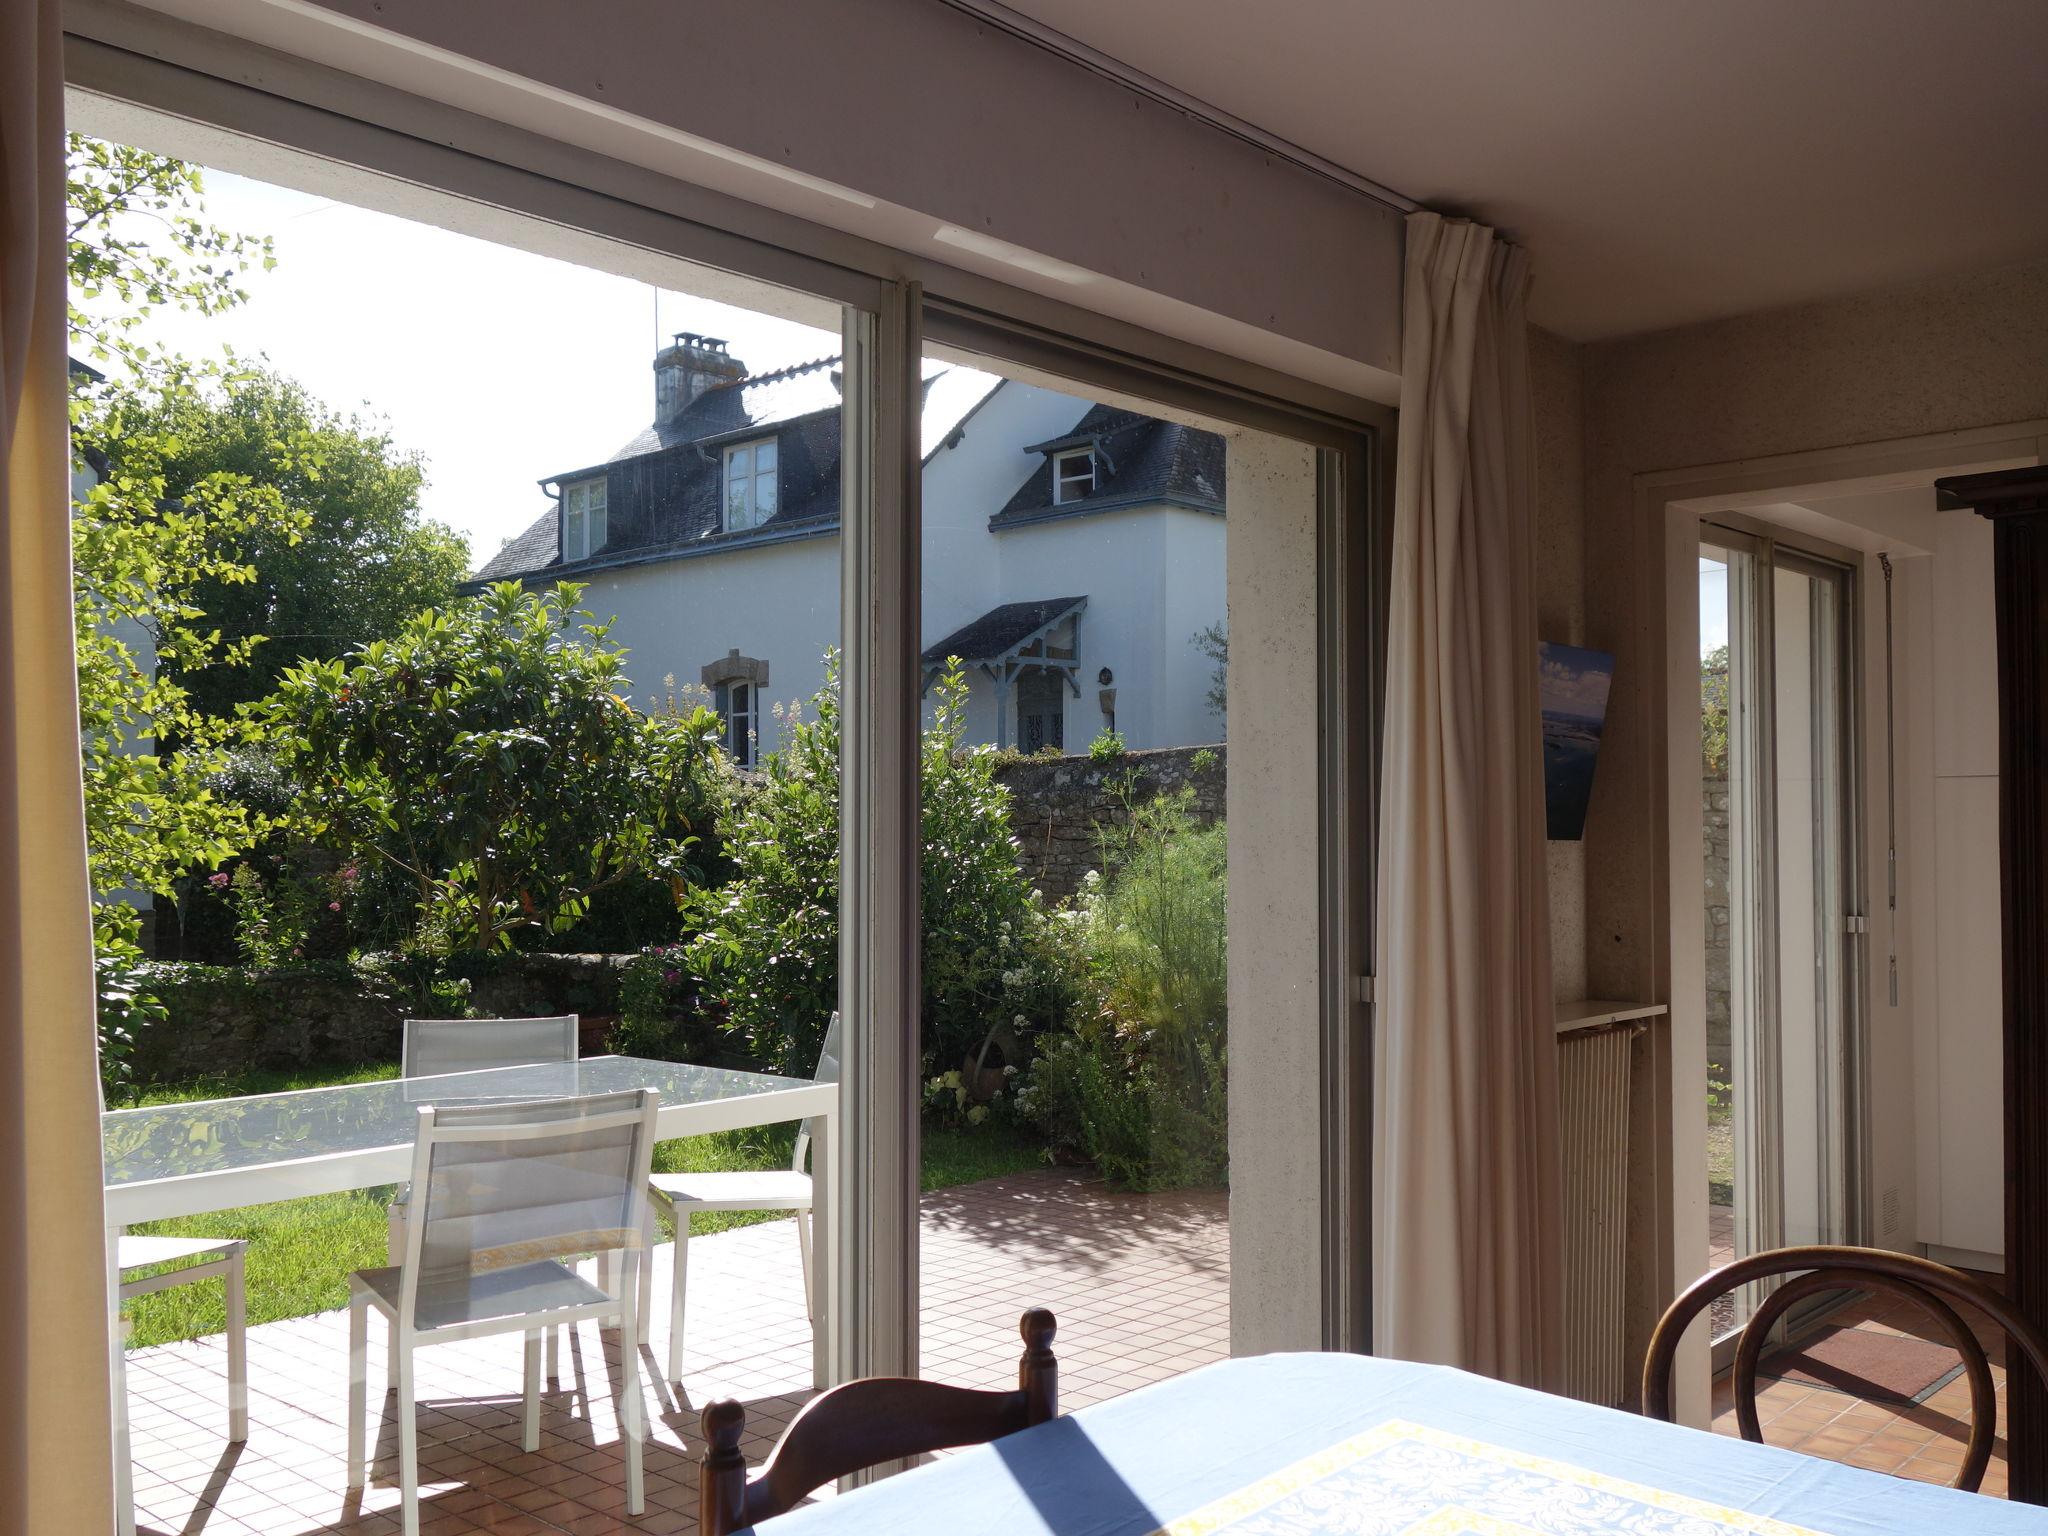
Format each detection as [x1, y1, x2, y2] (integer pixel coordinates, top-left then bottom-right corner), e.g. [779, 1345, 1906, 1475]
[698, 1308, 1059, 1536]
[1643, 1244, 2048, 1493]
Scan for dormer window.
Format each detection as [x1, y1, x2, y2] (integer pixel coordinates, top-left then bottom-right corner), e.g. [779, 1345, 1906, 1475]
[723, 438, 779, 532]
[1053, 447, 1096, 504]
[562, 479, 607, 561]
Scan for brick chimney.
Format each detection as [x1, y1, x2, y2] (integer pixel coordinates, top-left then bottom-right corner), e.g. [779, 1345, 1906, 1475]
[654, 333, 746, 427]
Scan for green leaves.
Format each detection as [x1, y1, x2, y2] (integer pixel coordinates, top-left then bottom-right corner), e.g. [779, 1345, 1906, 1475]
[66, 135, 274, 375]
[262, 584, 732, 954]
[687, 658, 1074, 1079]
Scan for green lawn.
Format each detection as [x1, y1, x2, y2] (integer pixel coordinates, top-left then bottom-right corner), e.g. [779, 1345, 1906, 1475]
[122, 1064, 1043, 1349]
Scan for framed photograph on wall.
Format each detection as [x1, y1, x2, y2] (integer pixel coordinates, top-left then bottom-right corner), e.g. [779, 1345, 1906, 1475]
[1539, 641, 1615, 841]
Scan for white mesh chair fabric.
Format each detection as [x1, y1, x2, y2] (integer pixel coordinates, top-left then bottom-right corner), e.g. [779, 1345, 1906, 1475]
[645, 1011, 841, 1381]
[347, 1088, 659, 1536]
[400, 1015, 580, 1078]
[387, 1016, 581, 1266]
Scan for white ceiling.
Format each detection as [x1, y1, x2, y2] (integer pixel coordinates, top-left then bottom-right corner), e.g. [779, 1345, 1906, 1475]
[1000, 0, 2048, 341]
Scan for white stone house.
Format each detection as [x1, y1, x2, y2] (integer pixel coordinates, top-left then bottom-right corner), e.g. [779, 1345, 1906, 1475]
[470, 335, 1229, 760]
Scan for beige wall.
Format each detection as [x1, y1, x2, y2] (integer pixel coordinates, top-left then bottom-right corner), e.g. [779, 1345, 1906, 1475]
[1578, 257, 2048, 1007]
[1532, 326, 1588, 1003]
[1529, 258, 2048, 1397]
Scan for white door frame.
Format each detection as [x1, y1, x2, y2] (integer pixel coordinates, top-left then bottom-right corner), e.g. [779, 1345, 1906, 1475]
[1639, 419, 2048, 1425]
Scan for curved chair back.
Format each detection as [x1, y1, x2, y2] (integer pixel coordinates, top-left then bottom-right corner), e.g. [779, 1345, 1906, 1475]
[402, 1015, 579, 1079]
[699, 1307, 1056, 1536]
[1643, 1244, 2048, 1493]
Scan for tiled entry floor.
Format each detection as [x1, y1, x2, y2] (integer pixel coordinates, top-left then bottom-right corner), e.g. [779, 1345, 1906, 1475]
[125, 1170, 1230, 1535]
[1711, 1281, 2010, 1497]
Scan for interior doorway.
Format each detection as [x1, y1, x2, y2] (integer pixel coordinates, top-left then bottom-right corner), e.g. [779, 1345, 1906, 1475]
[1698, 525, 1859, 1345]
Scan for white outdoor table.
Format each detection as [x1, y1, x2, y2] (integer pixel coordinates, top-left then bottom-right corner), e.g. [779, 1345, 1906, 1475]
[102, 1054, 837, 1536]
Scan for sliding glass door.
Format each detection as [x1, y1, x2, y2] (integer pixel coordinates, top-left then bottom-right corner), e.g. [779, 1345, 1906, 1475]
[1698, 528, 1859, 1344]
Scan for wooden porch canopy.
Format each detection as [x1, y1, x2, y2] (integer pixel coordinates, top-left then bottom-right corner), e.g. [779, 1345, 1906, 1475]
[921, 596, 1087, 748]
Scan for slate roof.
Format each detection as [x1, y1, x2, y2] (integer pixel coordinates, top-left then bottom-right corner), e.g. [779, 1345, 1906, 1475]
[470, 356, 844, 585]
[990, 405, 1225, 529]
[471, 373, 1228, 587]
[602, 357, 842, 463]
[922, 596, 1087, 665]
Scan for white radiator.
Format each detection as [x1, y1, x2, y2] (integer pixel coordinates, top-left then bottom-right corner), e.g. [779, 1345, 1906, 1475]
[1558, 1023, 1637, 1406]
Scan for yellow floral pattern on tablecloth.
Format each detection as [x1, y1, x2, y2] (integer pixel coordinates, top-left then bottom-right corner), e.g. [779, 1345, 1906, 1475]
[1150, 1420, 1831, 1536]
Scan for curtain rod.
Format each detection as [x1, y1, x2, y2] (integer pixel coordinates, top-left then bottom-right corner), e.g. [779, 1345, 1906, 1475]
[932, 0, 1420, 217]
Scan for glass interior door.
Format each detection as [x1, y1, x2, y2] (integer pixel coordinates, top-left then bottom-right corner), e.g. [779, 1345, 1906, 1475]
[1699, 532, 1856, 1345]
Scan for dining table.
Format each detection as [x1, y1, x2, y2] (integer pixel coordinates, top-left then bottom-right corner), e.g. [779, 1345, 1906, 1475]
[103, 1054, 837, 1536]
[750, 1351, 2048, 1534]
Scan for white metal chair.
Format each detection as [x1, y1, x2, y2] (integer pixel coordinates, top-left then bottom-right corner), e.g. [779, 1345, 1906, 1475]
[347, 1088, 660, 1536]
[117, 1235, 249, 1443]
[386, 1014, 581, 1265]
[644, 1011, 840, 1383]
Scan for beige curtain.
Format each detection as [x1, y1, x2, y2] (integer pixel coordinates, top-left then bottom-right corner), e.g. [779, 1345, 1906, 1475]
[1, 2, 119, 1530]
[1373, 210, 1563, 1390]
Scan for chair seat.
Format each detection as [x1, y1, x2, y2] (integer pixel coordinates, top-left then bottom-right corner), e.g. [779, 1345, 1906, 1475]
[649, 1169, 814, 1213]
[117, 1234, 244, 1274]
[350, 1260, 612, 1331]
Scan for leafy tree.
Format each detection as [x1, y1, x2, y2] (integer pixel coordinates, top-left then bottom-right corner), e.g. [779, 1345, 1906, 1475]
[263, 582, 731, 953]
[1701, 643, 1730, 777]
[66, 135, 297, 953]
[688, 657, 1071, 1077]
[67, 134, 273, 371]
[96, 370, 469, 717]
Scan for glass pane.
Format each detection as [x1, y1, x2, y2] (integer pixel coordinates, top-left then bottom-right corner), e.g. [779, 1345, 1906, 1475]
[756, 439, 777, 471]
[1700, 541, 1760, 1337]
[1773, 563, 1846, 1251]
[75, 121, 855, 1479]
[916, 345, 1310, 1408]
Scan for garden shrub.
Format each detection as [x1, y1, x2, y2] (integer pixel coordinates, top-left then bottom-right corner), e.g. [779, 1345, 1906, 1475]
[688, 656, 1077, 1079]
[607, 942, 695, 1060]
[262, 582, 733, 956]
[1016, 788, 1229, 1189]
[94, 950, 164, 1104]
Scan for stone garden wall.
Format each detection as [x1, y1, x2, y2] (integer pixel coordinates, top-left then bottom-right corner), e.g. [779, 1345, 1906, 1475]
[992, 744, 1225, 904]
[130, 952, 629, 1083]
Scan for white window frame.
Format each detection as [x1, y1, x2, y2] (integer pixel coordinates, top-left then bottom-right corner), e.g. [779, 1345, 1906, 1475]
[562, 479, 607, 560]
[723, 437, 780, 531]
[1052, 446, 1096, 504]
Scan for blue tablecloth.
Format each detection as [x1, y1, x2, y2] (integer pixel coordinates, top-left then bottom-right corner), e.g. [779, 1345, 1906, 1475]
[754, 1353, 2048, 1534]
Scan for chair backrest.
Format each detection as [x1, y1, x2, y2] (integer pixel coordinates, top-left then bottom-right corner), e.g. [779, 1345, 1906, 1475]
[1642, 1243, 2048, 1494]
[699, 1308, 1056, 1536]
[402, 1015, 579, 1079]
[790, 1010, 843, 1175]
[397, 1088, 659, 1330]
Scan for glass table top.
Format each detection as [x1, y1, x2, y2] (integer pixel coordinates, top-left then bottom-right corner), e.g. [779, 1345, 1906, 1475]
[103, 1055, 814, 1188]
